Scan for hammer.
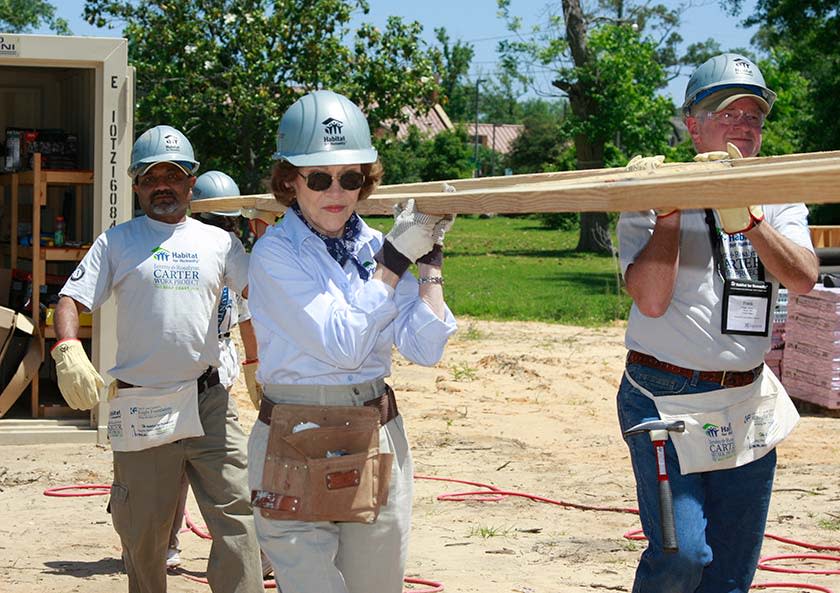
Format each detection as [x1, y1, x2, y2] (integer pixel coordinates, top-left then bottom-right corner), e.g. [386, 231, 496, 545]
[623, 419, 686, 553]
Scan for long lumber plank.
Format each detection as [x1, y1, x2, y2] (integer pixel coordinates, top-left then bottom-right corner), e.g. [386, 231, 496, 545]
[189, 151, 840, 215]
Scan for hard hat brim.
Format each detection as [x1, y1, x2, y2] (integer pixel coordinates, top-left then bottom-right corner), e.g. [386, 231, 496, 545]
[694, 88, 771, 115]
[274, 148, 378, 168]
[131, 158, 200, 178]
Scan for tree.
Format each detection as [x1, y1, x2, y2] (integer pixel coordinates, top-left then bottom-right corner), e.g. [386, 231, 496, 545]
[374, 126, 474, 185]
[725, 0, 840, 152]
[84, 0, 440, 193]
[498, 0, 674, 253]
[432, 27, 475, 123]
[0, 0, 70, 34]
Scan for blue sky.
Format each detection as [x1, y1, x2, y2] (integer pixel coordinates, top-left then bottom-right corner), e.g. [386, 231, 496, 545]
[34, 0, 758, 106]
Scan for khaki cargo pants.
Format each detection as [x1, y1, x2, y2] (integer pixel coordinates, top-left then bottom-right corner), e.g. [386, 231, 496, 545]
[110, 383, 264, 593]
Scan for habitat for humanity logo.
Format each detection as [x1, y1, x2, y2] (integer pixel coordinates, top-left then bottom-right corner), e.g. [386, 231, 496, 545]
[151, 245, 200, 290]
[322, 117, 346, 147]
[152, 246, 170, 261]
[732, 57, 755, 79]
[151, 246, 198, 263]
[164, 133, 182, 152]
[703, 422, 736, 462]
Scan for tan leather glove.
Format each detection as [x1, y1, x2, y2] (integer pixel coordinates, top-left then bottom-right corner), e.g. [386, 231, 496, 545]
[240, 208, 277, 225]
[626, 155, 676, 218]
[51, 339, 104, 410]
[242, 359, 262, 410]
[695, 143, 764, 233]
[241, 208, 277, 238]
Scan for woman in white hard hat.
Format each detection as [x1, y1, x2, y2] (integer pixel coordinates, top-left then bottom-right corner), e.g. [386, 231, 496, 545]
[246, 90, 457, 593]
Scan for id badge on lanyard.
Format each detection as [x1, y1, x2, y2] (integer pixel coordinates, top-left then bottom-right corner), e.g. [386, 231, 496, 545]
[722, 279, 771, 336]
[704, 209, 772, 337]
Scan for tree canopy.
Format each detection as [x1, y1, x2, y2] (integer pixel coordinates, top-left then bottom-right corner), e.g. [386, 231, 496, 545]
[725, 0, 840, 152]
[0, 0, 70, 34]
[84, 0, 441, 192]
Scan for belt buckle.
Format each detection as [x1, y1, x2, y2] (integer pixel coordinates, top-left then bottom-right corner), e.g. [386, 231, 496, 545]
[720, 370, 728, 387]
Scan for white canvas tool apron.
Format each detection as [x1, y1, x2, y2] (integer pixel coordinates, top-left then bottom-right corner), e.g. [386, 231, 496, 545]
[624, 365, 799, 474]
[107, 381, 204, 452]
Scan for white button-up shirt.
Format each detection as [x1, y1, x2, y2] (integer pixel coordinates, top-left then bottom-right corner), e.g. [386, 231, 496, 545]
[249, 209, 457, 385]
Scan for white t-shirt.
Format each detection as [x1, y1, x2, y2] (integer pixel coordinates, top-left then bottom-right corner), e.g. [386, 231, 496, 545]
[60, 216, 249, 388]
[618, 205, 813, 371]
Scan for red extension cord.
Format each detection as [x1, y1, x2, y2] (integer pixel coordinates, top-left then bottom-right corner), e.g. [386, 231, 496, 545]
[44, 478, 840, 593]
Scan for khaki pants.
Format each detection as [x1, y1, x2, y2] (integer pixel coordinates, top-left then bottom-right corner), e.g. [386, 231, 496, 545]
[248, 381, 414, 593]
[110, 383, 264, 593]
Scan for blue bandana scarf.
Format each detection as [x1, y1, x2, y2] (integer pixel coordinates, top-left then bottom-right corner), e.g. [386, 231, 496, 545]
[291, 202, 371, 280]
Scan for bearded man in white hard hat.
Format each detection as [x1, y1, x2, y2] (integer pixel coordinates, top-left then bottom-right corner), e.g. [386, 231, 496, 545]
[616, 54, 819, 593]
[51, 125, 264, 593]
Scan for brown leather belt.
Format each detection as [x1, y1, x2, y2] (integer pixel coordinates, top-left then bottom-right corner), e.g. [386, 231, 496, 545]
[258, 384, 399, 427]
[116, 367, 221, 394]
[627, 350, 762, 388]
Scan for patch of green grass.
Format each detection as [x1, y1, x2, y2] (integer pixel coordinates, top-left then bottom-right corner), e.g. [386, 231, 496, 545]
[460, 323, 485, 340]
[818, 517, 840, 531]
[469, 525, 509, 538]
[450, 362, 478, 382]
[367, 215, 630, 325]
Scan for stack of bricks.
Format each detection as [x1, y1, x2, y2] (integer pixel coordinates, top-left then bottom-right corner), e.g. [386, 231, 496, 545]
[764, 288, 787, 380]
[782, 286, 840, 410]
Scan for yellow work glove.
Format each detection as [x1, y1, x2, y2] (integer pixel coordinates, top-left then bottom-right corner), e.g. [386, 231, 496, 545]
[626, 155, 676, 218]
[695, 143, 764, 233]
[51, 339, 104, 410]
[242, 359, 262, 410]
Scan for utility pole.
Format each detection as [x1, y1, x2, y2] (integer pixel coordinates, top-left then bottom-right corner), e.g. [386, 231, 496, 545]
[473, 78, 485, 178]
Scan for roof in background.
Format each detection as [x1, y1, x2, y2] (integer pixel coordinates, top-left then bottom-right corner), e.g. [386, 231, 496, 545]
[389, 104, 454, 140]
[470, 123, 525, 155]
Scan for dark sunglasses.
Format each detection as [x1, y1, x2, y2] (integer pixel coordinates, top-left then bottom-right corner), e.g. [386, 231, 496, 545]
[298, 170, 365, 192]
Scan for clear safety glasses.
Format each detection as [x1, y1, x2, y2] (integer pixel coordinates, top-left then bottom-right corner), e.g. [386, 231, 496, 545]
[298, 170, 366, 192]
[702, 108, 766, 129]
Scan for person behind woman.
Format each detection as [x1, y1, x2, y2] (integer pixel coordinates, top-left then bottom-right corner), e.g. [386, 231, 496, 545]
[247, 89, 457, 593]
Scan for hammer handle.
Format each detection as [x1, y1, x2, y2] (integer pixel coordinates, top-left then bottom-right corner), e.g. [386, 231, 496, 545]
[658, 478, 678, 552]
[652, 439, 678, 552]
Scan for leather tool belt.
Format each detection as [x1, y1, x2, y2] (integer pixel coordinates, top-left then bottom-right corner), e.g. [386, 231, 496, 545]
[251, 388, 397, 524]
[627, 350, 762, 388]
[257, 385, 399, 428]
[116, 366, 220, 394]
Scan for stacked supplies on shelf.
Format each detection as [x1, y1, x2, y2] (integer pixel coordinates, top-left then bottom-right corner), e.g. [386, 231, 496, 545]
[782, 286, 840, 410]
[764, 288, 787, 380]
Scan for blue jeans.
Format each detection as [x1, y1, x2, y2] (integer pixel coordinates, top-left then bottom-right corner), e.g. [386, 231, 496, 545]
[617, 362, 776, 593]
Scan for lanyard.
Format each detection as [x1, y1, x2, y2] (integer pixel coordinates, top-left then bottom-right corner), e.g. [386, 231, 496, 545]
[703, 209, 764, 282]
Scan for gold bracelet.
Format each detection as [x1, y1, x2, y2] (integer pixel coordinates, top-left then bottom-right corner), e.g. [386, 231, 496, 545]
[418, 276, 444, 285]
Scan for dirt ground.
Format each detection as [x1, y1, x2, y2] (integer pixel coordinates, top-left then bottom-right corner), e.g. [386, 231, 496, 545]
[1, 318, 839, 593]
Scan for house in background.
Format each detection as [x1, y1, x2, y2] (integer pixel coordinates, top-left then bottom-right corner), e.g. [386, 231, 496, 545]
[385, 103, 525, 160]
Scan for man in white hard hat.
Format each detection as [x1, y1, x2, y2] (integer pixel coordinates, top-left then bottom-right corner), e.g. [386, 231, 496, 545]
[51, 125, 264, 593]
[616, 54, 819, 593]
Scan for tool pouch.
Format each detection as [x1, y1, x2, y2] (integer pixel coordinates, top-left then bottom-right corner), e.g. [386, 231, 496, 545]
[253, 403, 393, 523]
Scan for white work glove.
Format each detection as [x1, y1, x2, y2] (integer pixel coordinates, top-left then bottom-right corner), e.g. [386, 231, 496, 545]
[384, 199, 441, 262]
[626, 154, 665, 172]
[626, 155, 676, 218]
[431, 183, 457, 246]
[242, 359, 262, 410]
[51, 339, 104, 410]
[695, 142, 764, 233]
[431, 214, 456, 245]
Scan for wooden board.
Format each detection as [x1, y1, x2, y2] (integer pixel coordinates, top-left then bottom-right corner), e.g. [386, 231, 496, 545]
[189, 150, 840, 216]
